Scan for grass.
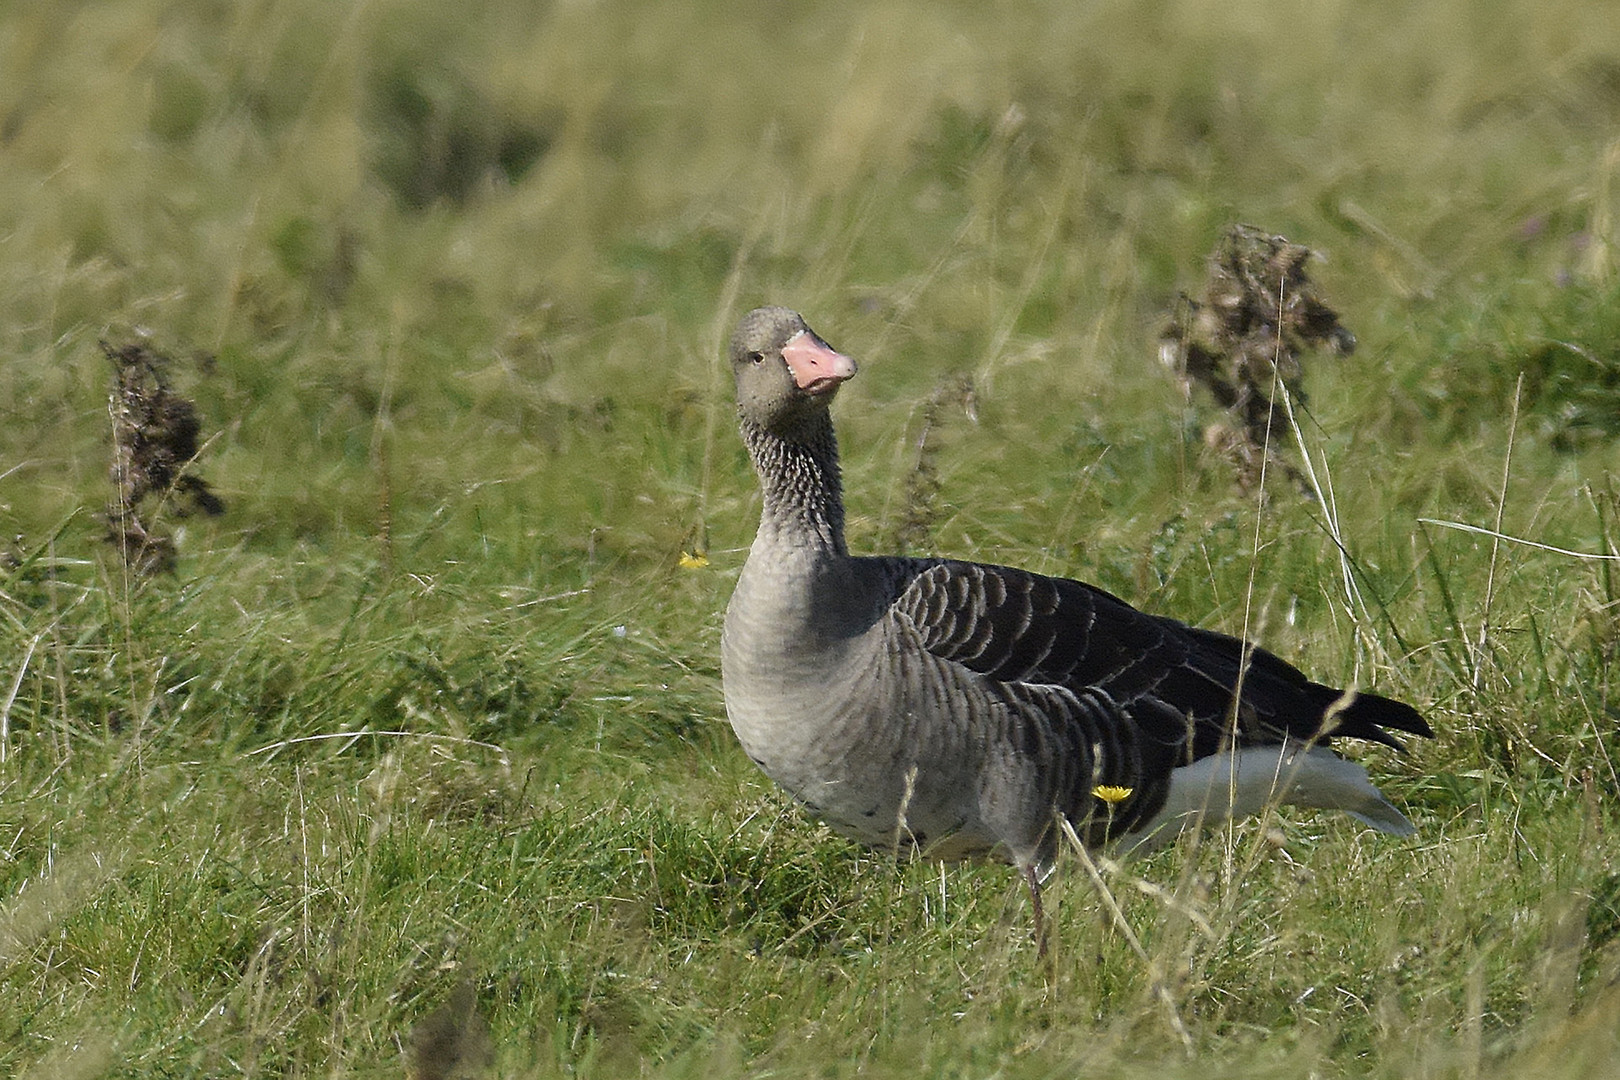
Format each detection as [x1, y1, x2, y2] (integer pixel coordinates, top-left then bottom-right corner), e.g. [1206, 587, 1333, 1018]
[3, 0, 1620, 1075]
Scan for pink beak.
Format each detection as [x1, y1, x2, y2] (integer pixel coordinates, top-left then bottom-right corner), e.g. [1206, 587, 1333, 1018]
[781, 330, 857, 393]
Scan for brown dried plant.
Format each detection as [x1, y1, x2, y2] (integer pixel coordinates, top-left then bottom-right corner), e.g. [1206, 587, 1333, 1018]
[102, 340, 224, 575]
[890, 373, 977, 555]
[1160, 225, 1357, 493]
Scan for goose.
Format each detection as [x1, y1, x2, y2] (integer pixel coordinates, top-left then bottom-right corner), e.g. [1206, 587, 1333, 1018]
[720, 306, 1431, 950]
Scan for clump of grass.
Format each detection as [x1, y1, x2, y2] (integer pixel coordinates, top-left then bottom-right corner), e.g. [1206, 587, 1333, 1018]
[101, 339, 224, 575]
[1430, 273, 1620, 451]
[1160, 225, 1357, 493]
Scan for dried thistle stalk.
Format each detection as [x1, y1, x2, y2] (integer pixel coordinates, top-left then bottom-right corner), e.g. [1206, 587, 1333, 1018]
[103, 340, 224, 574]
[1160, 225, 1356, 493]
[890, 374, 976, 555]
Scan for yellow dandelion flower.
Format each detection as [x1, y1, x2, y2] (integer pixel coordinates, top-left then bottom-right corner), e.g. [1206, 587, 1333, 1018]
[677, 550, 710, 569]
[1092, 784, 1134, 805]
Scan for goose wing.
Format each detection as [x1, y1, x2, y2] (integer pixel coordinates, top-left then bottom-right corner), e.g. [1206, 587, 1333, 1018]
[889, 559, 1429, 762]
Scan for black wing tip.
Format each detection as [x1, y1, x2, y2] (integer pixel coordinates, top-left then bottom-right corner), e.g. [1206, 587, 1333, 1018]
[1330, 689, 1434, 749]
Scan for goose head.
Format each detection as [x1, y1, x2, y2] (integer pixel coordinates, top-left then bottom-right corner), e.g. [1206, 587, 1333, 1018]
[731, 307, 857, 437]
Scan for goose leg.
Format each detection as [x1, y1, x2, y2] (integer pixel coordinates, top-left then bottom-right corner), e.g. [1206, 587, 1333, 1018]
[1023, 863, 1048, 961]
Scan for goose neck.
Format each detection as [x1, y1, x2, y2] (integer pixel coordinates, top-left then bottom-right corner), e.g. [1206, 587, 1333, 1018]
[741, 414, 846, 555]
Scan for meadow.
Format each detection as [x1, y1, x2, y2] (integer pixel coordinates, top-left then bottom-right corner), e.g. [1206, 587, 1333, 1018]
[2, 1, 1620, 1075]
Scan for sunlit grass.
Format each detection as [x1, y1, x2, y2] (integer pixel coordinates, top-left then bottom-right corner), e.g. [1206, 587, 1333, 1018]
[3, 0, 1620, 1076]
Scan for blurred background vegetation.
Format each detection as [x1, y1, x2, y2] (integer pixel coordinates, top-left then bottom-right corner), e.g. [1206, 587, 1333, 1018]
[3, 1, 1620, 1076]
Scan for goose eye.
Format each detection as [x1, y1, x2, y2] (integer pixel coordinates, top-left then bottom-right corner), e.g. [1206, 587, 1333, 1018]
[749, 351, 765, 365]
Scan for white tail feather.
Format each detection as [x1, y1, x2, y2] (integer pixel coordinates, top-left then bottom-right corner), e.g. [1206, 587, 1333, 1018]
[1115, 742, 1414, 856]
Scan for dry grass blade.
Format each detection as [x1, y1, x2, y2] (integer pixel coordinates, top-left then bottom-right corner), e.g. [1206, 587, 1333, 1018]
[0, 631, 41, 765]
[246, 730, 511, 763]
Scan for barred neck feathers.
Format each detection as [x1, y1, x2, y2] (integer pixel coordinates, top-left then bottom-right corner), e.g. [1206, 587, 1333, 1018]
[740, 410, 846, 555]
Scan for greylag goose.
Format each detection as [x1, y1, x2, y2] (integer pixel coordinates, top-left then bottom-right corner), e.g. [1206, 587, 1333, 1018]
[720, 306, 1430, 948]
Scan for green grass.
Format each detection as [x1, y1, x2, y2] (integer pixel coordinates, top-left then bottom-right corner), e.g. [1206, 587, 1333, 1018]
[4, 0, 1620, 1075]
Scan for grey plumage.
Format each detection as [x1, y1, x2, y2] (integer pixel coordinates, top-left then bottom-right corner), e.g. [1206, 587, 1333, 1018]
[721, 306, 1431, 948]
